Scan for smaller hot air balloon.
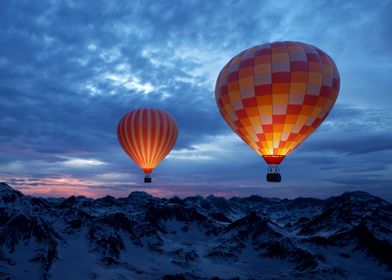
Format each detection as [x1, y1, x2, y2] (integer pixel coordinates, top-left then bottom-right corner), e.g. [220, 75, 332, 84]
[117, 108, 178, 183]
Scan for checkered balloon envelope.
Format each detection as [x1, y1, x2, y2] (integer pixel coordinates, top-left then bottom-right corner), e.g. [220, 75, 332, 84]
[215, 41, 340, 182]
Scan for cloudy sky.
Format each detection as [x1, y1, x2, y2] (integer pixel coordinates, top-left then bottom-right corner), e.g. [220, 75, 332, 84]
[1, 0, 391, 199]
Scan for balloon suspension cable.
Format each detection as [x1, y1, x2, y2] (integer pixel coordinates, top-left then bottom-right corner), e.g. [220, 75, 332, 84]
[144, 174, 152, 183]
[266, 164, 281, 183]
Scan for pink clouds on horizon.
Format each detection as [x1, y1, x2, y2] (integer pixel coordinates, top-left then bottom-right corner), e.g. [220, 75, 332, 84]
[1, 175, 134, 198]
[0, 175, 243, 199]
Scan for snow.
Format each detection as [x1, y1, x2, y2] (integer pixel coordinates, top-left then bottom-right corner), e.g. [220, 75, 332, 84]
[51, 230, 98, 279]
[308, 245, 392, 280]
[6, 242, 42, 280]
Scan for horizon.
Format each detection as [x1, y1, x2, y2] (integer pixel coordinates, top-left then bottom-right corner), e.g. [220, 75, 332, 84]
[2, 181, 391, 203]
[1, 0, 391, 199]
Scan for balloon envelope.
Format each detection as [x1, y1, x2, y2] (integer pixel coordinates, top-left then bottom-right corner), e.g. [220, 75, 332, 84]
[215, 41, 340, 165]
[117, 108, 178, 174]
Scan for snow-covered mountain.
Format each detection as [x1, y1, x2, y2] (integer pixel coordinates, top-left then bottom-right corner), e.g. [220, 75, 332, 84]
[0, 182, 391, 280]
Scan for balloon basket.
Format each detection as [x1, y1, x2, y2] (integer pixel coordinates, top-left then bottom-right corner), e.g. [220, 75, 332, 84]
[144, 174, 152, 183]
[266, 165, 281, 183]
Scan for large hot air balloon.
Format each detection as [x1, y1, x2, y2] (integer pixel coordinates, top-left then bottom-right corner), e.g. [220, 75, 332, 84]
[215, 41, 340, 182]
[117, 108, 178, 183]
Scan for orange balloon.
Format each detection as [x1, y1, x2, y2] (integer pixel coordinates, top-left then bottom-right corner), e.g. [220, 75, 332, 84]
[215, 41, 340, 166]
[117, 108, 178, 177]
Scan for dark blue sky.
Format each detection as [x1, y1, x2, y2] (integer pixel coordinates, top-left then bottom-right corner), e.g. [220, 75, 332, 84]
[0, 0, 391, 199]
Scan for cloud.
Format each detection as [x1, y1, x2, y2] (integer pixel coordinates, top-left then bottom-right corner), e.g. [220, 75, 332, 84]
[298, 105, 392, 155]
[167, 134, 242, 161]
[302, 132, 392, 155]
[60, 157, 107, 168]
[105, 73, 155, 95]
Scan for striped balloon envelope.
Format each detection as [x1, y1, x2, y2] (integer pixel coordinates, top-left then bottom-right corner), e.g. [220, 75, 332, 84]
[215, 41, 340, 182]
[117, 108, 178, 183]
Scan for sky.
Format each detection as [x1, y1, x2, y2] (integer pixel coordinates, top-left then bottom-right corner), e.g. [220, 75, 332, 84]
[0, 0, 391, 199]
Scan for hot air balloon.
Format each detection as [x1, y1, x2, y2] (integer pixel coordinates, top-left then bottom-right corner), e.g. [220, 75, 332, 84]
[117, 108, 178, 183]
[215, 41, 340, 182]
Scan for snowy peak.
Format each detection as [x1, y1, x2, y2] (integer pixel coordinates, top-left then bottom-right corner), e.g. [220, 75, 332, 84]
[224, 211, 273, 235]
[326, 191, 389, 208]
[127, 191, 153, 201]
[0, 182, 21, 196]
[297, 191, 391, 237]
[0, 182, 23, 203]
[0, 182, 13, 191]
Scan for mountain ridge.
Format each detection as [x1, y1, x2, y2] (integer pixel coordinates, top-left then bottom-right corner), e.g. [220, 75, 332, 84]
[0, 182, 391, 280]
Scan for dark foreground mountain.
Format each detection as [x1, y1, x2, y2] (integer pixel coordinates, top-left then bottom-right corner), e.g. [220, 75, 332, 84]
[0, 182, 391, 280]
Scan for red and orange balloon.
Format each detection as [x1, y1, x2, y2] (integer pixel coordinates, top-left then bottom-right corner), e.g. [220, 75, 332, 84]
[215, 41, 340, 181]
[117, 108, 178, 182]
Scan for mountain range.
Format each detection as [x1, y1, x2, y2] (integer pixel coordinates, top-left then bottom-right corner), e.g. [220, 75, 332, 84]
[0, 182, 391, 280]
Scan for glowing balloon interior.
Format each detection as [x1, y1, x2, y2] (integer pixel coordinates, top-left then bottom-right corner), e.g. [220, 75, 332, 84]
[117, 108, 178, 183]
[215, 41, 340, 182]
